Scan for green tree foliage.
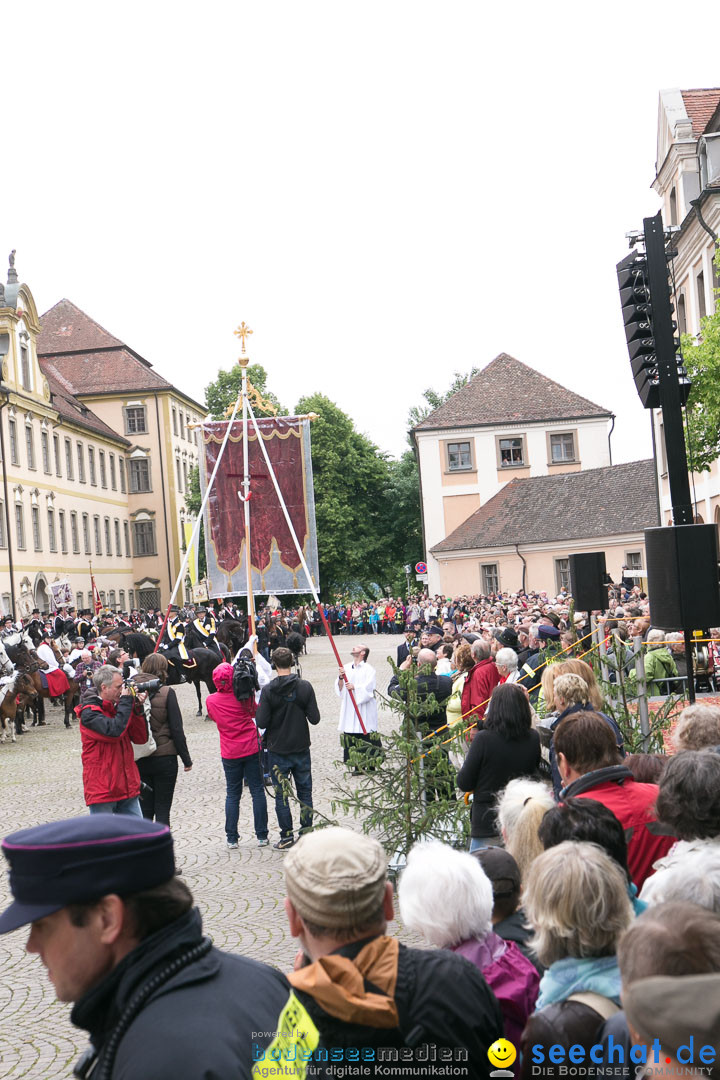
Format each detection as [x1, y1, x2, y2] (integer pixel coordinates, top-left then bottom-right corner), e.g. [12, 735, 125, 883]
[384, 450, 424, 586]
[296, 392, 395, 595]
[204, 363, 286, 420]
[331, 666, 469, 861]
[184, 465, 207, 578]
[682, 244, 720, 472]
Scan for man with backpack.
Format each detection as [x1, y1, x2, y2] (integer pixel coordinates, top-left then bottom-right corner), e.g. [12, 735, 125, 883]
[205, 658, 269, 849]
[255, 647, 320, 851]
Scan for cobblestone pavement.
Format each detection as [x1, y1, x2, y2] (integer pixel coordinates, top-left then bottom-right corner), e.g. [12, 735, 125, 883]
[0, 633, 414, 1079]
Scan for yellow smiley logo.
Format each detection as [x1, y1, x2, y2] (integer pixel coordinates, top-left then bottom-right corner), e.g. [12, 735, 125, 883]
[488, 1039, 517, 1069]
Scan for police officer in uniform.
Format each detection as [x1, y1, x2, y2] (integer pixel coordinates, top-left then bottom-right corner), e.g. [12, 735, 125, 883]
[516, 623, 563, 704]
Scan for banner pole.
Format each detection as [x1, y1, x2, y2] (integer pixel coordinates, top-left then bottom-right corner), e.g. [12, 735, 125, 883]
[152, 389, 244, 653]
[246, 400, 367, 734]
[240, 360, 256, 639]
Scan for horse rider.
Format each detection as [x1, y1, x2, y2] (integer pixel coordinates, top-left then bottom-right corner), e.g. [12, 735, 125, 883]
[191, 608, 222, 658]
[74, 610, 95, 644]
[1, 615, 34, 653]
[27, 609, 45, 648]
[159, 607, 194, 682]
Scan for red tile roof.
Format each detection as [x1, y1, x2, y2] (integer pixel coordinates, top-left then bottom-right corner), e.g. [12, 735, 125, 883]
[413, 353, 611, 431]
[38, 299, 203, 410]
[38, 299, 127, 354]
[41, 367, 130, 445]
[681, 89, 720, 137]
[41, 350, 173, 395]
[431, 460, 658, 552]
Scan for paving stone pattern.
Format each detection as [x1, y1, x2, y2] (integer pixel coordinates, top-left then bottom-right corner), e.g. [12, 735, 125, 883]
[0, 633, 416, 1079]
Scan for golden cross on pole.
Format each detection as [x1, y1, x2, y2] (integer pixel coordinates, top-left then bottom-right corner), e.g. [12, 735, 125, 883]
[234, 321, 253, 355]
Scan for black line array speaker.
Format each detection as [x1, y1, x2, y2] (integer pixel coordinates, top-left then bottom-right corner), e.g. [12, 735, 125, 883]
[569, 552, 608, 612]
[645, 524, 720, 630]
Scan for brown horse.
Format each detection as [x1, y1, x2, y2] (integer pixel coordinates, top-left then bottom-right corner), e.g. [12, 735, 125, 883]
[0, 673, 38, 742]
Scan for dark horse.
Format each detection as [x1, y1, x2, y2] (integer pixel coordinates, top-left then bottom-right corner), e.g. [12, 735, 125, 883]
[165, 647, 227, 716]
[102, 628, 156, 662]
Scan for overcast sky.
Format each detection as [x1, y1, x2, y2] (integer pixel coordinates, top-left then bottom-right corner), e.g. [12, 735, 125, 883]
[4, 2, 719, 463]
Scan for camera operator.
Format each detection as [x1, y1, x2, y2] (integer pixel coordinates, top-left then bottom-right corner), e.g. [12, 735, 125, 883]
[77, 665, 149, 818]
[133, 654, 193, 826]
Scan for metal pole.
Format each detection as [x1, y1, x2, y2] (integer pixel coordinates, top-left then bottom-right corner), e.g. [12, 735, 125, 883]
[594, 615, 609, 683]
[0, 393, 17, 619]
[683, 630, 696, 704]
[240, 362, 255, 638]
[633, 634, 650, 749]
[643, 212, 693, 526]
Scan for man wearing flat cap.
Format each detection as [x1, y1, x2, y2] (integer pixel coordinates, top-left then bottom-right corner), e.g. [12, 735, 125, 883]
[0, 815, 303, 1078]
[283, 827, 504, 1078]
[516, 623, 562, 704]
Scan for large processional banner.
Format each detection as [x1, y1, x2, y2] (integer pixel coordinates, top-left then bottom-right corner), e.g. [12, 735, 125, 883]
[199, 417, 320, 597]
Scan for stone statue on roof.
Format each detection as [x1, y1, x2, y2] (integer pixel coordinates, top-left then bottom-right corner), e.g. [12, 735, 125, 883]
[8, 251, 15, 269]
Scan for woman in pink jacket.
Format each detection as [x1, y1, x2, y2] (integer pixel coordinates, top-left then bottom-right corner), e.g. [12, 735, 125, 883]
[206, 662, 268, 849]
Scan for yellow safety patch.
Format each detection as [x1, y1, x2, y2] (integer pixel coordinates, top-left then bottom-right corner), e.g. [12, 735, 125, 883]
[252, 992, 320, 1077]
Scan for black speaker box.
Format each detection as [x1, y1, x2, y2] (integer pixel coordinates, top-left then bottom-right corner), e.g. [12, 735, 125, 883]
[645, 524, 720, 630]
[569, 552, 608, 612]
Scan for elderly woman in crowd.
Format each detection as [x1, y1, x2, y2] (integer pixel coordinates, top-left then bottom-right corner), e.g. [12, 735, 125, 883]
[495, 776, 555, 881]
[445, 641, 475, 728]
[542, 671, 625, 797]
[457, 683, 541, 851]
[628, 629, 678, 696]
[399, 840, 539, 1051]
[640, 749, 720, 899]
[519, 842, 633, 1078]
[671, 701, 720, 752]
[495, 647, 520, 684]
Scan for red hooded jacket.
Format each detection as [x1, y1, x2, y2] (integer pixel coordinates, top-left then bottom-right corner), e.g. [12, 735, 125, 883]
[77, 691, 148, 805]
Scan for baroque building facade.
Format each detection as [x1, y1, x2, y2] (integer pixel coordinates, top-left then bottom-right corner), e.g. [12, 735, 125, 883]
[0, 259, 205, 616]
[652, 87, 720, 528]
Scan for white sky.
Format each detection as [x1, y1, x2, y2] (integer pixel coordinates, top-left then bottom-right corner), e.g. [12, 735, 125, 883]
[3, 1, 719, 462]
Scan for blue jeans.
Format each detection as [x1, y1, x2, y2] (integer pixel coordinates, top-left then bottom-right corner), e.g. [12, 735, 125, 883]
[222, 754, 268, 843]
[268, 750, 313, 839]
[89, 796, 142, 818]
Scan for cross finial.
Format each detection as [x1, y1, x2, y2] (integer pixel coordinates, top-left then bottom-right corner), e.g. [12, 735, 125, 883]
[234, 321, 253, 355]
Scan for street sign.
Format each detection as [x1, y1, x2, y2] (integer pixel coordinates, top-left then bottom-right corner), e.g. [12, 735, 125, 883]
[415, 561, 428, 575]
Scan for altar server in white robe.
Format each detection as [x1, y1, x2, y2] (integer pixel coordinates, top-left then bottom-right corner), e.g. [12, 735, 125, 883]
[336, 645, 379, 767]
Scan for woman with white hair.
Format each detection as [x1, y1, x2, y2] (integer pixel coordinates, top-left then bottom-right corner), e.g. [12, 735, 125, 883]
[495, 647, 520, 684]
[496, 776, 555, 881]
[399, 840, 539, 1048]
[519, 842, 633, 1078]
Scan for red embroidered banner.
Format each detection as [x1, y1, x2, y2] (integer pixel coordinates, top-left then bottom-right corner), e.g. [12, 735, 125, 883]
[199, 417, 319, 597]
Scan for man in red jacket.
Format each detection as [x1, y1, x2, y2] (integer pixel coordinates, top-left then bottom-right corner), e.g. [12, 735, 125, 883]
[77, 665, 148, 817]
[554, 711, 675, 889]
[461, 640, 501, 727]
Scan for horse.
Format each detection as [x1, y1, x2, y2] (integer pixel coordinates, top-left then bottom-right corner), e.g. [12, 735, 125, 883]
[165, 647, 226, 716]
[5, 640, 79, 728]
[215, 618, 248, 658]
[0, 673, 38, 742]
[101, 627, 156, 662]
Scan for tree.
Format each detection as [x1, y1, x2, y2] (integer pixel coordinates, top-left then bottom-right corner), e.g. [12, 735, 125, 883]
[204, 363, 286, 420]
[406, 367, 480, 437]
[682, 244, 720, 472]
[184, 465, 207, 578]
[295, 392, 395, 596]
[384, 450, 424, 590]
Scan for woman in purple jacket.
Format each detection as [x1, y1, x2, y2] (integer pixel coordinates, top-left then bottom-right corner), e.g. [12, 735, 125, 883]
[398, 838, 540, 1058]
[206, 661, 268, 849]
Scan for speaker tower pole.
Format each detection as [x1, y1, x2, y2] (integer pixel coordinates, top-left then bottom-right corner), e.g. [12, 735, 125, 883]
[644, 212, 696, 699]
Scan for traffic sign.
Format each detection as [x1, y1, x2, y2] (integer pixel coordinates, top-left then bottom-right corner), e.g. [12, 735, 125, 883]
[415, 561, 428, 575]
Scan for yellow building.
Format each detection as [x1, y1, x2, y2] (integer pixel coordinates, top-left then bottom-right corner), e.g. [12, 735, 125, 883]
[0, 257, 205, 616]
